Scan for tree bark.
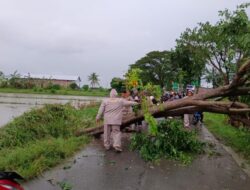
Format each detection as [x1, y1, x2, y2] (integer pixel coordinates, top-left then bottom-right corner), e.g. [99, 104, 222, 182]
[76, 59, 250, 136]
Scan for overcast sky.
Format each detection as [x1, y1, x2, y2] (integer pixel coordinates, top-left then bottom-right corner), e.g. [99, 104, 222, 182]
[0, 0, 249, 87]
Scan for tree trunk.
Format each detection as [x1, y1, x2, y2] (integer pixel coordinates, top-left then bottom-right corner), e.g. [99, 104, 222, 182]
[76, 59, 250, 136]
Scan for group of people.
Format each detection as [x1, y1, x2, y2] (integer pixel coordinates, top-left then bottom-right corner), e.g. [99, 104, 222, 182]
[96, 88, 203, 152]
[161, 91, 183, 102]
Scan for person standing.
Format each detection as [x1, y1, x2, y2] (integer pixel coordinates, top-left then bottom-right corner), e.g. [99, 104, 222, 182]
[96, 89, 138, 152]
[121, 90, 134, 118]
[183, 90, 194, 129]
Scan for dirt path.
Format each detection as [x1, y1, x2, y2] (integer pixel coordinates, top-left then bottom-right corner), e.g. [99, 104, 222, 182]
[23, 126, 250, 190]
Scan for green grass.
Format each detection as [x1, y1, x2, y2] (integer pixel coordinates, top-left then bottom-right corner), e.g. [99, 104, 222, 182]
[204, 113, 250, 163]
[0, 104, 99, 179]
[0, 87, 108, 97]
[0, 137, 89, 178]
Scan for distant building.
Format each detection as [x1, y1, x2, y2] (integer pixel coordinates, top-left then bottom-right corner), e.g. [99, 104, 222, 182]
[20, 73, 81, 88]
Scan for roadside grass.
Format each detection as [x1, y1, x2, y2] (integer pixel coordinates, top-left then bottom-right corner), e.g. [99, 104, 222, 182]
[204, 113, 250, 163]
[0, 87, 108, 97]
[0, 137, 89, 178]
[0, 104, 98, 179]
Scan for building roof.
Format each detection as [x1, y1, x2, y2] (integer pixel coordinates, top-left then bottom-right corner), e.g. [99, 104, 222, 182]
[20, 73, 81, 81]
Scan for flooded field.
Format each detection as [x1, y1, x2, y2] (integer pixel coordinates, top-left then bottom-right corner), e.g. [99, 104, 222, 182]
[0, 93, 104, 127]
[0, 103, 35, 127]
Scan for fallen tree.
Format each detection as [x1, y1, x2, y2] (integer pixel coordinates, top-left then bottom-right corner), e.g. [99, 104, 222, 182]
[76, 59, 250, 136]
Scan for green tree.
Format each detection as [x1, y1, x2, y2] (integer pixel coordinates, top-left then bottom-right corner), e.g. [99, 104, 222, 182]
[130, 51, 179, 87]
[170, 48, 204, 87]
[88, 72, 100, 88]
[9, 70, 22, 88]
[125, 68, 143, 90]
[143, 83, 162, 99]
[110, 77, 126, 93]
[176, 3, 250, 86]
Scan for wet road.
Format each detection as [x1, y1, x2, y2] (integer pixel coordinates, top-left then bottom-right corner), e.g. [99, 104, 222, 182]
[0, 93, 103, 127]
[23, 127, 250, 190]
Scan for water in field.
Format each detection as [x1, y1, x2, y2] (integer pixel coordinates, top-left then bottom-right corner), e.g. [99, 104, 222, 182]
[0, 103, 34, 127]
[0, 93, 103, 127]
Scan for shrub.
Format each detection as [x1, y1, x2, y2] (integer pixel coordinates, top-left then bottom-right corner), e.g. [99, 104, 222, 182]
[9, 80, 23, 89]
[33, 87, 44, 92]
[130, 119, 204, 163]
[0, 104, 98, 178]
[98, 87, 106, 92]
[45, 82, 60, 90]
[23, 80, 35, 89]
[69, 82, 79, 90]
[82, 85, 89, 91]
[50, 89, 56, 94]
[0, 104, 97, 149]
[52, 84, 61, 90]
[0, 81, 8, 88]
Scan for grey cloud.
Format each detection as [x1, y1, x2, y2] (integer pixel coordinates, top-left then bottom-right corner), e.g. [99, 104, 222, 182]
[0, 0, 249, 87]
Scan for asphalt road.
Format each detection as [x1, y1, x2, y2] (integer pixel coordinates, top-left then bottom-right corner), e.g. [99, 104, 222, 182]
[23, 127, 250, 190]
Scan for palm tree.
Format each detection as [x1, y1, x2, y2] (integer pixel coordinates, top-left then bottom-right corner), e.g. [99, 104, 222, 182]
[88, 73, 100, 88]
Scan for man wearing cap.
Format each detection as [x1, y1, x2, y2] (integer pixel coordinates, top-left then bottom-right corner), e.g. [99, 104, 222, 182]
[96, 89, 138, 152]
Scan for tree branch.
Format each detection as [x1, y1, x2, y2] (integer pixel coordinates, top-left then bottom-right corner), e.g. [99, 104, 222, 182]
[230, 59, 250, 88]
[76, 59, 250, 136]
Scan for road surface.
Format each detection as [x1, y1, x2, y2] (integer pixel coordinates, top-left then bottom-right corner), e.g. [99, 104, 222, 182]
[23, 127, 250, 190]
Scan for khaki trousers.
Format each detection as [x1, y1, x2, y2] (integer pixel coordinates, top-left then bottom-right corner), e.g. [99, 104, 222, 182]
[104, 125, 121, 149]
[184, 114, 193, 129]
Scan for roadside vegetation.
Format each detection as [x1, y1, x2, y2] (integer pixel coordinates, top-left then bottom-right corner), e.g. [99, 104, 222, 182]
[130, 119, 205, 164]
[204, 113, 250, 163]
[0, 87, 108, 97]
[0, 71, 108, 97]
[0, 104, 98, 179]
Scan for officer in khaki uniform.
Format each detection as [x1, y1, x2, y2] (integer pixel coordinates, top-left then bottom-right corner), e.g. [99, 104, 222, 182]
[96, 89, 138, 152]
